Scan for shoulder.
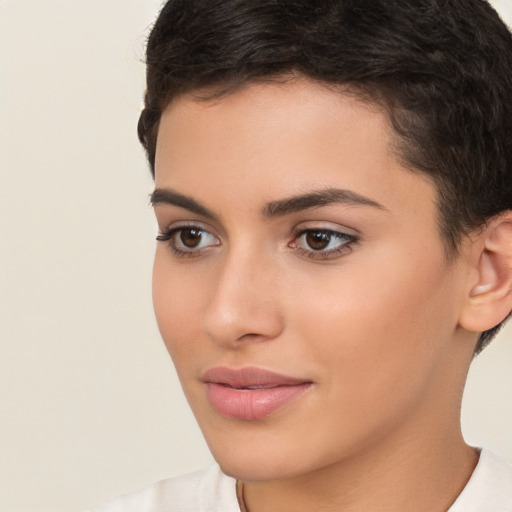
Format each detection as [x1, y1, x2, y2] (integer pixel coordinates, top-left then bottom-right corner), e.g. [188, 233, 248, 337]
[91, 465, 239, 512]
[449, 449, 512, 512]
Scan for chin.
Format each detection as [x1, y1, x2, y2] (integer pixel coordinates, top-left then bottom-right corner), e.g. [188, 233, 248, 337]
[202, 423, 339, 484]
[214, 451, 303, 482]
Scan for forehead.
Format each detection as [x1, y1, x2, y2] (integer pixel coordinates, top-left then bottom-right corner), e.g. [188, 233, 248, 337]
[159, 78, 390, 143]
[154, 78, 437, 228]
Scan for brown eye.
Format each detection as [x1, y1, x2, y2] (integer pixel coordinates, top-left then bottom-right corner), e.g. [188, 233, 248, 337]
[291, 228, 357, 260]
[156, 225, 220, 256]
[305, 231, 332, 251]
[180, 228, 203, 248]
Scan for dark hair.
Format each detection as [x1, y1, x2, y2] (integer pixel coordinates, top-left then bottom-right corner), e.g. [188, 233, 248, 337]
[138, 0, 512, 352]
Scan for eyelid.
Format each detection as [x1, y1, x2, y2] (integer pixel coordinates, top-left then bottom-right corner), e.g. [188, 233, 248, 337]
[292, 220, 360, 237]
[157, 219, 222, 239]
[157, 217, 213, 231]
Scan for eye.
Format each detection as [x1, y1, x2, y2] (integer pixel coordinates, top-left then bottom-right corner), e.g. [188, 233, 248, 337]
[290, 228, 357, 260]
[156, 225, 220, 256]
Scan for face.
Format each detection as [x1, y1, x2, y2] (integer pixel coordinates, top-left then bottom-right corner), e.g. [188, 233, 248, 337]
[152, 79, 471, 482]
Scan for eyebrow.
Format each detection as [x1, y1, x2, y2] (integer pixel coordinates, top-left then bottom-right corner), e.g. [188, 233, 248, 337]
[150, 187, 386, 219]
[150, 188, 218, 220]
[262, 188, 386, 217]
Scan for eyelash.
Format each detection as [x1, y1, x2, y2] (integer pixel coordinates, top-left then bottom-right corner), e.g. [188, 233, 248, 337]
[290, 228, 358, 260]
[156, 225, 219, 258]
[156, 226, 358, 260]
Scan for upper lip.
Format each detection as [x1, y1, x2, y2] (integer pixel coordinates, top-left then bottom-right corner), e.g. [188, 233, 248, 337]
[202, 366, 311, 389]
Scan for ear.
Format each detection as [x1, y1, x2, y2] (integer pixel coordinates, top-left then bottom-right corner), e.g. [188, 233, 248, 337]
[458, 212, 512, 333]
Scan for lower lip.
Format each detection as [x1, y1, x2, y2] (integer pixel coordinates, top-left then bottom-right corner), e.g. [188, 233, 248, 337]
[205, 382, 312, 420]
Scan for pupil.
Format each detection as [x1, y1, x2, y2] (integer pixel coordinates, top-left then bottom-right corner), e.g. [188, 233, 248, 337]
[306, 231, 330, 250]
[180, 229, 202, 248]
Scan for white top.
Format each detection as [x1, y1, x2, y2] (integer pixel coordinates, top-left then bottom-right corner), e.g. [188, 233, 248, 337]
[91, 449, 512, 512]
[93, 464, 239, 512]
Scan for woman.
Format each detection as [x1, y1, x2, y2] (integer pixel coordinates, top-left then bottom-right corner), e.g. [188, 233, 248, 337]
[95, 0, 512, 510]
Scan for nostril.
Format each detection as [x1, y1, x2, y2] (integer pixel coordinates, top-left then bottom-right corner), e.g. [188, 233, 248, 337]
[237, 333, 264, 342]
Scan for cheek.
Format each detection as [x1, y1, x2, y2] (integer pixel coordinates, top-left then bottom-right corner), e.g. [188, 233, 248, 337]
[291, 251, 459, 402]
[152, 254, 206, 362]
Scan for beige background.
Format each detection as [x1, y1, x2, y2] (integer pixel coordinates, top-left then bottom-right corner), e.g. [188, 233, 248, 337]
[1, 1, 511, 510]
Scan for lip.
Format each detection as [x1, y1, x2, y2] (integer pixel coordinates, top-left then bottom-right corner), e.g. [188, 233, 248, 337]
[202, 366, 313, 420]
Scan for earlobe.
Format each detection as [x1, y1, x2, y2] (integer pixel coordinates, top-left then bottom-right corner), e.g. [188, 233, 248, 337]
[459, 212, 512, 333]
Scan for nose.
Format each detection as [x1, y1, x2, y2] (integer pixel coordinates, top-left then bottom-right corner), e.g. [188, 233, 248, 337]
[202, 247, 284, 348]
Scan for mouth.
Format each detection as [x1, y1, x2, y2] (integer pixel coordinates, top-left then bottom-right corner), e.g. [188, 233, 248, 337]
[202, 366, 313, 420]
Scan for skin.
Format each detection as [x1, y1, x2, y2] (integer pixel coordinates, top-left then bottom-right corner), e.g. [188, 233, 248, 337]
[152, 78, 481, 511]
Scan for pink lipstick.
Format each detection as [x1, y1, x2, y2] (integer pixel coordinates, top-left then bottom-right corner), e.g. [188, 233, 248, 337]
[202, 367, 312, 420]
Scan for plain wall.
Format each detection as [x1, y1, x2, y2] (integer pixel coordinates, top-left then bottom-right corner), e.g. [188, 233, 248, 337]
[0, 1, 511, 510]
